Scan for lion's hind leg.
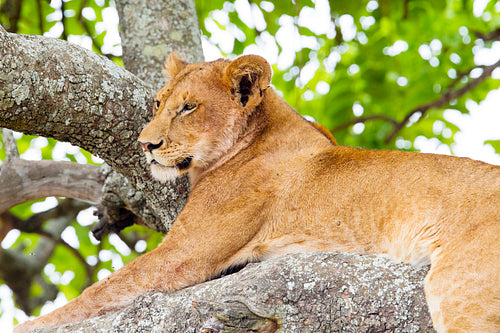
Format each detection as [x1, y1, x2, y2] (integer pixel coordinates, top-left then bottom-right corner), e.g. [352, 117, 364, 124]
[424, 239, 500, 333]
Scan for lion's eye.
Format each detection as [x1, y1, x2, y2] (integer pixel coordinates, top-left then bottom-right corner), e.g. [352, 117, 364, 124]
[180, 103, 197, 114]
[153, 100, 161, 115]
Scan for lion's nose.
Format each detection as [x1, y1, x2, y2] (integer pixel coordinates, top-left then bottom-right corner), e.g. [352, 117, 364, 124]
[138, 140, 163, 153]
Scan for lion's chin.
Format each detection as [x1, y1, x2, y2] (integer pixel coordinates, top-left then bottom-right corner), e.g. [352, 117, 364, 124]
[149, 156, 194, 183]
[150, 164, 183, 183]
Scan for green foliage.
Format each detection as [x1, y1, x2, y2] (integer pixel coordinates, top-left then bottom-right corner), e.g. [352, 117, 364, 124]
[197, 0, 500, 151]
[0, 0, 499, 325]
[486, 139, 500, 151]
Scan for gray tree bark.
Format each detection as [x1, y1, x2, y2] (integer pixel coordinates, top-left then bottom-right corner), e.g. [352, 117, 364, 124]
[0, 159, 103, 212]
[115, 0, 203, 90]
[0, 21, 189, 232]
[0, 0, 200, 318]
[35, 253, 434, 333]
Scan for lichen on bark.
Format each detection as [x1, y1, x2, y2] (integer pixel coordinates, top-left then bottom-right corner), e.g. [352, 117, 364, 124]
[0, 24, 190, 233]
[36, 253, 434, 333]
[115, 0, 204, 91]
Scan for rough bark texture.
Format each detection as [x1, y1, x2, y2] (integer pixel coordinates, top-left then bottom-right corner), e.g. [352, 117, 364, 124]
[35, 253, 435, 332]
[115, 0, 204, 91]
[0, 25, 189, 232]
[0, 26, 152, 169]
[0, 159, 103, 212]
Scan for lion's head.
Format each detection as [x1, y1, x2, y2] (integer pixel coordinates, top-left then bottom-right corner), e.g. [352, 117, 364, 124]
[138, 53, 272, 183]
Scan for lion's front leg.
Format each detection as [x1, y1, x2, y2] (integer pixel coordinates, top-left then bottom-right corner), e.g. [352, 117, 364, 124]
[14, 224, 242, 333]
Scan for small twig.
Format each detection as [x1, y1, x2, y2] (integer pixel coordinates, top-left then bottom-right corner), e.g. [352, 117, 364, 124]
[2, 199, 90, 234]
[447, 63, 492, 90]
[36, 0, 44, 34]
[57, 236, 95, 287]
[384, 58, 500, 143]
[1, 128, 19, 160]
[60, 0, 68, 40]
[474, 27, 500, 41]
[0, 0, 23, 32]
[402, 0, 410, 20]
[331, 115, 399, 133]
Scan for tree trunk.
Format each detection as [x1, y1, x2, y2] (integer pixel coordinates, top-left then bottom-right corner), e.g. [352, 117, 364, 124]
[35, 253, 434, 332]
[115, 0, 203, 91]
[0, 0, 203, 232]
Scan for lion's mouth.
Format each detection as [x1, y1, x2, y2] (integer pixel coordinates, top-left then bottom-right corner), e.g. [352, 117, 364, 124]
[151, 156, 193, 170]
[175, 156, 193, 170]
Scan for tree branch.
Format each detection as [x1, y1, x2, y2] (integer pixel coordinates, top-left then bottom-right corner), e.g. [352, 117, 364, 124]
[0, 25, 153, 175]
[0, 0, 22, 32]
[0, 199, 88, 314]
[0, 211, 14, 243]
[0, 247, 58, 314]
[0, 159, 103, 213]
[59, 0, 68, 40]
[384, 58, 500, 143]
[331, 114, 399, 133]
[1, 128, 19, 160]
[36, 0, 44, 35]
[41, 253, 434, 332]
[474, 27, 500, 41]
[0, 25, 189, 233]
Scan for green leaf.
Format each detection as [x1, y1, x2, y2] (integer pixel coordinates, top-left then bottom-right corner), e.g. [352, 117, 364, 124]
[485, 140, 500, 154]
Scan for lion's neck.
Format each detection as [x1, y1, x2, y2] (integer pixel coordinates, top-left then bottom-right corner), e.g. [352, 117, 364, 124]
[190, 102, 268, 186]
[259, 90, 332, 150]
[190, 89, 331, 186]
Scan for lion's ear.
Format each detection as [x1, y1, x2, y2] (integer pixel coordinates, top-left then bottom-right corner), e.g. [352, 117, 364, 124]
[163, 52, 188, 80]
[223, 55, 272, 108]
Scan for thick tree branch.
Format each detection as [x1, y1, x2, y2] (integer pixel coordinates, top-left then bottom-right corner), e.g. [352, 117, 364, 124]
[41, 253, 434, 332]
[0, 25, 189, 232]
[385, 58, 500, 143]
[0, 25, 153, 175]
[0, 159, 103, 213]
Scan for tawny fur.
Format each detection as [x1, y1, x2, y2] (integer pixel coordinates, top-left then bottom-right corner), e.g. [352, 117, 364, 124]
[17, 53, 500, 333]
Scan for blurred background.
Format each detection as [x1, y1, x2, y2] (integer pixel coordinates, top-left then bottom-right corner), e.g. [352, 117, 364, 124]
[1, 0, 499, 330]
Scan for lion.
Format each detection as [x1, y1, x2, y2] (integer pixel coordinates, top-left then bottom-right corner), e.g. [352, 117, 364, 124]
[16, 53, 500, 333]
